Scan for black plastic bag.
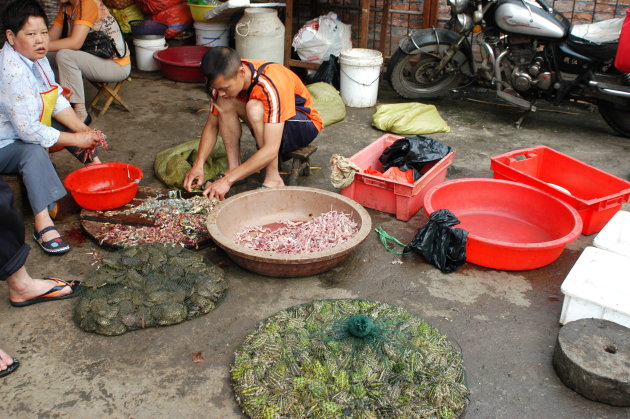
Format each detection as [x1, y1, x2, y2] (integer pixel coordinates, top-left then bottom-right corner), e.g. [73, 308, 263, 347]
[404, 209, 467, 273]
[310, 55, 340, 90]
[379, 135, 451, 180]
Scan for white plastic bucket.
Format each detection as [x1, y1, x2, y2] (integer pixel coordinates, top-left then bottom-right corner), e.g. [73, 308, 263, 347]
[133, 37, 168, 71]
[194, 21, 229, 47]
[339, 48, 383, 108]
[235, 8, 285, 64]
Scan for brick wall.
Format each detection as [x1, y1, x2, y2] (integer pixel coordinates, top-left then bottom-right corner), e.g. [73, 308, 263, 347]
[291, 0, 628, 58]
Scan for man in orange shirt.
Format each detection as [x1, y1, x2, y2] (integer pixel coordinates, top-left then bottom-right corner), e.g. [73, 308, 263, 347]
[183, 47, 323, 200]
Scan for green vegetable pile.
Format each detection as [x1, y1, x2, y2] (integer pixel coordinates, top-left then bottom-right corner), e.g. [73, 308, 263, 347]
[232, 299, 468, 418]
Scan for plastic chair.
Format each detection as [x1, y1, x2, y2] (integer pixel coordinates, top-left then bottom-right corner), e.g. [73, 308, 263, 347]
[88, 76, 132, 117]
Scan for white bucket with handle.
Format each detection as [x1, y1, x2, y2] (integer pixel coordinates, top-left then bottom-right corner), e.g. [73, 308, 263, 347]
[133, 37, 167, 71]
[339, 48, 383, 108]
[194, 21, 229, 47]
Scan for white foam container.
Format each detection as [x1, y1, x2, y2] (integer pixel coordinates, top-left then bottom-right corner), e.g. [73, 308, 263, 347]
[339, 48, 383, 108]
[194, 21, 229, 47]
[593, 210, 630, 258]
[560, 246, 630, 327]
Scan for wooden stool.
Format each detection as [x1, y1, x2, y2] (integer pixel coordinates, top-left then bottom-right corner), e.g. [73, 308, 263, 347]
[88, 77, 132, 117]
[284, 144, 318, 186]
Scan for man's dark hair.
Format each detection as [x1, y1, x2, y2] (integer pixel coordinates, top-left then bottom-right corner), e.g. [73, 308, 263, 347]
[1, 0, 49, 35]
[201, 47, 242, 91]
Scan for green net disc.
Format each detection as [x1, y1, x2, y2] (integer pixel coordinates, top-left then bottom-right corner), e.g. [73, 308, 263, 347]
[231, 299, 468, 418]
[73, 245, 227, 336]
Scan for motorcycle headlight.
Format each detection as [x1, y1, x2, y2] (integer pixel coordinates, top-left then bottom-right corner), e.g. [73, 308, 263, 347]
[454, 13, 473, 33]
[448, 0, 470, 14]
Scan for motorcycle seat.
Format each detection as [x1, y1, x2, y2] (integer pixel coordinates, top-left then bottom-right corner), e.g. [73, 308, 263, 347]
[568, 17, 623, 62]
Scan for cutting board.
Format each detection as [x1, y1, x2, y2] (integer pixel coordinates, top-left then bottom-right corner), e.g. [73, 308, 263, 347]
[80, 186, 213, 249]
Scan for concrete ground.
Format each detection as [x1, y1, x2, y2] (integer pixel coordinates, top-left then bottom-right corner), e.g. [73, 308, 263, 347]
[1, 66, 629, 418]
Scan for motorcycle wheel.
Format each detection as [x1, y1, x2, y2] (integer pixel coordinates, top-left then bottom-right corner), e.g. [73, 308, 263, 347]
[599, 100, 630, 138]
[387, 47, 463, 99]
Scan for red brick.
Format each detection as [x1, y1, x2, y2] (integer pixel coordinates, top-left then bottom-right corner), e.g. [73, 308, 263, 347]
[594, 12, 614, 21]
[573, 1, 594, 12]
[595, 4, 615, 14]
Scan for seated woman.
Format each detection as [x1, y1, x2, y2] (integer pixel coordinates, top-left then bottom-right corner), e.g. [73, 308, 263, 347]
[0, 0, 102, 255]
[48, 0, 130, 122]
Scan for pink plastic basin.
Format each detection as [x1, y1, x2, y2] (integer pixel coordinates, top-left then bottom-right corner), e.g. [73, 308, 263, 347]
[424, 178, 583, 270]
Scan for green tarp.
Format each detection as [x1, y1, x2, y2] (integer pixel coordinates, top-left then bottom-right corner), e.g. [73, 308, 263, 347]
[372, 102, 451, 135]
[154, 138, 229, 189]
[307, 82, 346, 127]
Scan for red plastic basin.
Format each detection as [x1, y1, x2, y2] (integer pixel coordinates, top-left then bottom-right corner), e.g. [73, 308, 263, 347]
[153, 46, 210, 83]
[424, 178, 583, 270]
[64, 163, 143, 211]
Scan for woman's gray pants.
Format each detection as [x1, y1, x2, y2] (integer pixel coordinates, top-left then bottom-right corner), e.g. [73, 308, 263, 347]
[0, 142, 66, 214]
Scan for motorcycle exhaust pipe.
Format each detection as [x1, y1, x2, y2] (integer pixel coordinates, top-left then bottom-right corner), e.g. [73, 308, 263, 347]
[589, 80, 630, 98]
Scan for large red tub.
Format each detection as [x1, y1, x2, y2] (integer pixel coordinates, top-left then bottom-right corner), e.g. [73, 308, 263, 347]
[154, 46, 210, 83]
[424, 178, 583, 270]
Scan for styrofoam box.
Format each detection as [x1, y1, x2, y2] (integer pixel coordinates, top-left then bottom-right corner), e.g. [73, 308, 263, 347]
[560, 246, 630, 327]
[593, 210, 630, 258]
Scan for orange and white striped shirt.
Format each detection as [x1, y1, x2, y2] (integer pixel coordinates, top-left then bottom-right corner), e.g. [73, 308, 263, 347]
[211, 60, 323, 131]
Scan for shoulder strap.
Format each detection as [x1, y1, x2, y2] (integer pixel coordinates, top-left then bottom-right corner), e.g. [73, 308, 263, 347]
[110, 16, 127, 59]
[246, 62, 272, 99]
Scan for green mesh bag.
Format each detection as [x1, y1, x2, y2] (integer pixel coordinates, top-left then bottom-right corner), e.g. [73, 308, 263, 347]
[307, 82, 346, 128]
[73, 245, 227, 336]
[232, 299, 468, 418]
[372, 103, 451, 135]
[154, 139, 229, 189]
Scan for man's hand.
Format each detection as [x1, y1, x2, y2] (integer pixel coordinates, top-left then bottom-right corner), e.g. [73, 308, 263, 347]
[183, 166, 205, 192]
[203, 175, 232, 201]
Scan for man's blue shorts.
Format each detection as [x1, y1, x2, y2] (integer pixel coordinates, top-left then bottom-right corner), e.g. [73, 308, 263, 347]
[280, 111, 319, 155]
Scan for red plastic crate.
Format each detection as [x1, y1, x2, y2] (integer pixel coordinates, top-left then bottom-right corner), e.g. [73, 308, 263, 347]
[490, 146, 630, 235]
[340, 134, 455, 221]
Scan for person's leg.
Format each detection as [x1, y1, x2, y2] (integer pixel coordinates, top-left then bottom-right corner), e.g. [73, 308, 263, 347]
[0, 179, 74, 303]
[54, 49, 130, 121]
[244, 99, 284, 187]
[0, 143, 67, 245]
[217, 96, 247, 170]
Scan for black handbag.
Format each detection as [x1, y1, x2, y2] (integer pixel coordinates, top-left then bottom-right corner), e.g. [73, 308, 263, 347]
[62, 12, 126, 59]
[81, 30, 120, 59]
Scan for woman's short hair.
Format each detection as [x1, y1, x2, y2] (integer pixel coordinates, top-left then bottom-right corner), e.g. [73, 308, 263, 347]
[1, 0, 49, 35]
[201, 47, 242, 89]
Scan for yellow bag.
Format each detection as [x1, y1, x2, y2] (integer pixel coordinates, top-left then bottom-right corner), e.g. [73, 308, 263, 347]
[371, 103, 451, 135]
[109, 4, 145, 34]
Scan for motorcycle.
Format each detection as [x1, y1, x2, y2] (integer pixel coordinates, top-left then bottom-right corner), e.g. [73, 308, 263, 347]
[386, 0, 630, 137]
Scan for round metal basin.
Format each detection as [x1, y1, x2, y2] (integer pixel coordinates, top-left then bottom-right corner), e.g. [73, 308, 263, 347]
[207, 187, 372, 277]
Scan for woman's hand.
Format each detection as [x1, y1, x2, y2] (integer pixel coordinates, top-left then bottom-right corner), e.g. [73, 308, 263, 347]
[56, 130, 100, 148]
[74, 130, 101, 149]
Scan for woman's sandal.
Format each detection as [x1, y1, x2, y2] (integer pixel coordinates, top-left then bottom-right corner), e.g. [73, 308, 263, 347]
[10, 278, 81, 307]
[33, 226, 71, 255]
